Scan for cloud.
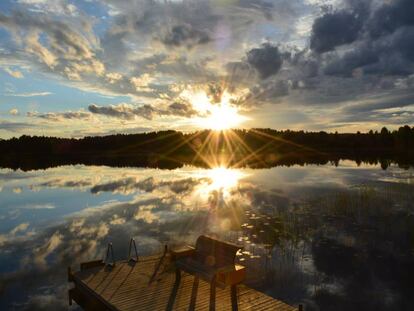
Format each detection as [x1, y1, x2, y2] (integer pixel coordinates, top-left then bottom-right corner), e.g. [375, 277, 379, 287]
[130, 73, 154, 92]
[90, 176, 203, 195]
[0, 0, 413, 134]
[9, 108, 19, 116]
[88, 103, 156, 120]
[17, 0, 78, 16]
[244, 80, 290, 104]
[134, 204, 159, 223]
[311, 0, 414, 78]
[88, 101, 198, 120]
[27, 110, 92, 121]
[246, 43, 284, 79]
[105, 72, 123, 84]
[6, 91, 52, 97]
[13, 187, 23, 194]
[367, 0, 414, 39]
[37, 178, 93, 189]
[0, 121, 36, 131]
[3, 66, 24, 78]
[0, 9, 104, 80]
[237, 0, 275, 20]
[19, 203, 55, 209]
[168, 101, 197, 117]
[10, 222, 30, 235]
[0, 0, 302, 126]
[310, 6, 365, 53]
[161, 24, 210, 48]
[34, 231, 63, 267]
[0, 223, 31, 246]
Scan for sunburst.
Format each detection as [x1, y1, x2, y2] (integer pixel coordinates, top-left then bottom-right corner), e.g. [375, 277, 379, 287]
[181, 89, 248, 130]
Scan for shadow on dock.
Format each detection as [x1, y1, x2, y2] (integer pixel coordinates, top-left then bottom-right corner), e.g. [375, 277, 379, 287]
[68, 254, 298, 311]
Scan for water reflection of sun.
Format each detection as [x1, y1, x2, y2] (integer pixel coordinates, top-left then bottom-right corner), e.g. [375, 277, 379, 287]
[206, 167, 245, 190]
[195, 167, 247, 200]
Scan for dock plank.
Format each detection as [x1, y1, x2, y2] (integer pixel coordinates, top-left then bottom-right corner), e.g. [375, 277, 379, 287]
[70, 255, 297, 311]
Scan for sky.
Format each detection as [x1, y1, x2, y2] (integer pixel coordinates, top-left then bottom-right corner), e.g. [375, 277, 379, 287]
[0, 0, 413, 138]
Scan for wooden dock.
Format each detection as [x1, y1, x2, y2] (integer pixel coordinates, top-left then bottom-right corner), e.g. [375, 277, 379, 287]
[68, 254, 298, 311]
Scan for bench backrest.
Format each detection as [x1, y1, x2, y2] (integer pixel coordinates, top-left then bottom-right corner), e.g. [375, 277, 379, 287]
[194, 235, 242, 268]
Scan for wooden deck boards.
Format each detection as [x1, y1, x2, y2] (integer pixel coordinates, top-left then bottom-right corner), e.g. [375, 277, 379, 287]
[70, 255, 297, 311]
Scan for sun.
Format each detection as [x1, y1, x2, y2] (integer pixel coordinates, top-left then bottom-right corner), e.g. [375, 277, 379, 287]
[181, 89, 249, 130]
[198, 103, 245, 130]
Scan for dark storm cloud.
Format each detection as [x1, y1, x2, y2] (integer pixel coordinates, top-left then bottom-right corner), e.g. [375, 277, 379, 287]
[312, 0, 414, 78]
[310, 9, 365, 53]
[368, 0, 414, 39]
[246, 43, 284, 79]
[291, 50, 319, 78]
[161, 24, 210, 48]
[324, 26, 414, 77]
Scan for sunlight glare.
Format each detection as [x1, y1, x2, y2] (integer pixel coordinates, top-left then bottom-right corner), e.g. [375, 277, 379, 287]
[207, 167, 244, 190]
[194, 167, 247, 201]
[181, 89, 248, 130]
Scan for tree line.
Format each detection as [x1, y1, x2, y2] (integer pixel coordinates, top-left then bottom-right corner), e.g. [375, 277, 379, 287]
[0, 126, 413, 170]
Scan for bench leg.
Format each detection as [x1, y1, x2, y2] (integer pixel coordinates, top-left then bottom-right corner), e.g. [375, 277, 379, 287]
[189, 276, 199, 311]
[209, 278, 216, 311]
[231, 285, 238, 311]
[167, 270, 181, 311]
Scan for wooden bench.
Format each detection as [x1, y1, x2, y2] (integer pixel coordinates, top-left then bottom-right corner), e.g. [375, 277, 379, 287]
[172, 235, 245, 311]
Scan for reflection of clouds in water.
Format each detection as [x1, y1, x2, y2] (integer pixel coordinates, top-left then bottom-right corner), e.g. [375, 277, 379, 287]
[0, 222, 33, 246]
[134, 204, 159, 223]
[109, 214, 126, 225]
[90, 176, 203, 196]
[19, 203, 55, 210]
[1, 164, 414, 309]
[32, 231, 63, 268]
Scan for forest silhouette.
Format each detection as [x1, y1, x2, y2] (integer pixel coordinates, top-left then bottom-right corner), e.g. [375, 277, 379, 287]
[1, 126, 413, 171]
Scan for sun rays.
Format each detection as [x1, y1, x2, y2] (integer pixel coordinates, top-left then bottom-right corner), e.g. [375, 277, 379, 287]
[116, 83, 320, 172]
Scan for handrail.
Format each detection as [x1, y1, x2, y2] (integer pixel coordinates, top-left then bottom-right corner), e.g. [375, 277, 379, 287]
[128, 238, 139, 262]
[104, 242, 115, 267]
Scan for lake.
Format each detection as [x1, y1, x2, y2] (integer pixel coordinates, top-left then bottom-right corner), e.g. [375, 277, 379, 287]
[1, 162, 413, 310]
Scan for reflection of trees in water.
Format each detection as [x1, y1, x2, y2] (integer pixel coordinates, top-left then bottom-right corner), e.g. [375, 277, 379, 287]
[220, 184, 414, 310]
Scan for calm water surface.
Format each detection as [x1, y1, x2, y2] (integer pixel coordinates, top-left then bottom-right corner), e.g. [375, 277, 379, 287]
[1, 162, 413, 310]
